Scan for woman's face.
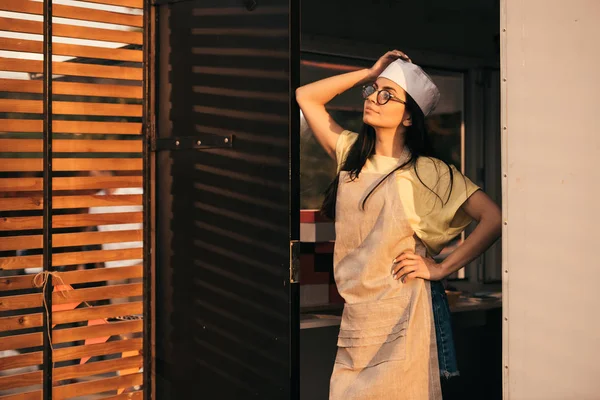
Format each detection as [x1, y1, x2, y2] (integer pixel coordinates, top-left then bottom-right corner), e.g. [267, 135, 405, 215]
[362, 77, 410, 130]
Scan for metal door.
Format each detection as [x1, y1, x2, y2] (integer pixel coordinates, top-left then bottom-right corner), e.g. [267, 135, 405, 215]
[152, 1, 300, 398]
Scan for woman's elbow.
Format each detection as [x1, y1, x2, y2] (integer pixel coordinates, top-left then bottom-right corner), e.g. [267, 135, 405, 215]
[487, 205, 503, 237]
[295, 86, 307, 104]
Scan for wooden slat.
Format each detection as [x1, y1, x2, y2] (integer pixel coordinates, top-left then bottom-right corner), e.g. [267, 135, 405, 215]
[54, 229, 143, 248]
[56, 101, 143, 117]
[0, 1, 143, 28]
[0, 120, 141, 135]
[53, 372, 143, 400]
[0, 351, 42, 372]
[0, 216, 41, 231]
[0, 18, 41, 36]
[0, 294, 42, 312]
[0, 194, 142, 212]
[0, 212, 143, 232]
[53, 248, 143, 268]
[0, 120, 42, 133]
[53, 338, 142, 362]
[53, 302, 143, 325]
[0, 230, 142, 251]
[0, 255, 42, 271]
[56, 42, 143, 63]
[53, 158, 143, 171]
[60, 0, 143, 10]
[52, 320, 142, 344]
[0, 18, 143, 45]
[53, 212, 144, 229]
[0, 139, 142, 153]
[0, 235, 41, 252]
[0, 99, 143, 117]
[0, 391, 42, 400]
[53, 355, 143, 382]
[54, 121, 142, 135]
[0, 313, 43, 333]
[0, 139, 40, 152]
[0, 58, 142, 80]
[99, 391, 143, 400]
[58, 265, 142, 286]
[0, 38, 40, 55]
[0, 371, 42, 392]
[0, 265, 142, 291]
[53, 283, 142, 305]
[0, 248, 142, 271]
[0, 176, 143, 192]
[0, 275, 39, 292]
[56, 193, 143, 209]
[0, 78, 142, 99]
[0, 332, 42, 352]
[0, 158, 143, 172]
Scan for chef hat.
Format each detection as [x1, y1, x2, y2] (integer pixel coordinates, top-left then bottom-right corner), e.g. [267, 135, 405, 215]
[378, 59, 440, 116]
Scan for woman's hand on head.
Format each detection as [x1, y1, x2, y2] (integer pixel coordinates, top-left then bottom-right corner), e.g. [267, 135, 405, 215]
[392, 250, 445, 283]
[369, 50, 412, 79]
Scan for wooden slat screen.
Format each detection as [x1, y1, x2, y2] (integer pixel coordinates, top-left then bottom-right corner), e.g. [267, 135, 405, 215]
[0, 1, 147, 398]
[0, 3, 45, 396]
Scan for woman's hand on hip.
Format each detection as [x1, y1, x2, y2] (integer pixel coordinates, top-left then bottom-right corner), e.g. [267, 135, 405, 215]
[369, 50, 412, 78]
[392, 250, 445, 283]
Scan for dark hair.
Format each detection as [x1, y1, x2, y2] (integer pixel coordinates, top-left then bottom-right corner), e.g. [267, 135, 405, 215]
[320, 93, 455, 220]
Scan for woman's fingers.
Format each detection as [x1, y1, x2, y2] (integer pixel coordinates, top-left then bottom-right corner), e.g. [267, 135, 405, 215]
[393, 261, 418, 278]
[392, 258, 417, 273]
[401, 271, 419, 283]
[392, 49, 411, 62]
[393, 251, 419, 263]
[394, 266, 415, 280]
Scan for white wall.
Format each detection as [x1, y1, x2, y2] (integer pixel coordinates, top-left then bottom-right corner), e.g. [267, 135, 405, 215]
[502, 1, 600, 399]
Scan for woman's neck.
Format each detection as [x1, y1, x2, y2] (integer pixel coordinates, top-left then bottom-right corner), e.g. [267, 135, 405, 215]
[373, 126, 407, 158]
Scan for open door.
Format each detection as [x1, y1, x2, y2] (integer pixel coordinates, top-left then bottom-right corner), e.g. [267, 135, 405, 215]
[152, 0, 300, 398]
[502, 0, 600, 398]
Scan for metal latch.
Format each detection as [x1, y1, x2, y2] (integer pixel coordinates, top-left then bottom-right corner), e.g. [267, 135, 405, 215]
[151, 135, 233, 152]
[290, 240, 300, 284]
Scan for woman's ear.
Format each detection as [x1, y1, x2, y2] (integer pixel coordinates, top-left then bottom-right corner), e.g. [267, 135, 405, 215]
[403, 116, 413, 127]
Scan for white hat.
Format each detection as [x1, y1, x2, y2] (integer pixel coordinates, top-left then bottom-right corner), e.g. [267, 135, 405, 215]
[378, 59, 440, 116]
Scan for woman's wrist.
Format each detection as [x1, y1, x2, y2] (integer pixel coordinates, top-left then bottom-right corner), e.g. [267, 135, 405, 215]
[364, 68, 378, 83]
[438, 259, 456, 280]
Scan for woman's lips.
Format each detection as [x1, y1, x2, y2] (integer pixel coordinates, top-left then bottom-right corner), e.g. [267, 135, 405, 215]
[365, 107, 379, 114]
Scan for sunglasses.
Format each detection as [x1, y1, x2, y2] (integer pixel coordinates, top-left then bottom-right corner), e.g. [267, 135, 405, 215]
[361, 83, 406, 106]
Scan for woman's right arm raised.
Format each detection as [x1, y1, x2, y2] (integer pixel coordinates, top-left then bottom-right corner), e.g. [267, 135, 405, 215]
[295, 50, 411, 159]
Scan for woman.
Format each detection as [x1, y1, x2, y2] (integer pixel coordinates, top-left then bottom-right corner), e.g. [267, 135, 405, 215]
[296, 50, 502, 399]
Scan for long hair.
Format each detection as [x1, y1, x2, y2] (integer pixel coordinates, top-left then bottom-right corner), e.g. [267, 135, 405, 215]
[320, 93, 455, 220]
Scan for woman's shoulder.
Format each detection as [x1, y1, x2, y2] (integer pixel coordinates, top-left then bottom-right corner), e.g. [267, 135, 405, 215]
[413, 156, 454, 173]
[406, 156, 456, 185]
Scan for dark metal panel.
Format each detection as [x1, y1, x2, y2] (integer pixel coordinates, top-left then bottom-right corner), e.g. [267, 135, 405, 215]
[154, 0, 299, 398]
[42, 0, 54, 398]
[144, 1, 154, 399]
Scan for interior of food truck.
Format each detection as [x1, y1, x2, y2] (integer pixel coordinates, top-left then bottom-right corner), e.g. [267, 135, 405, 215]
[298, 1, 502, 398]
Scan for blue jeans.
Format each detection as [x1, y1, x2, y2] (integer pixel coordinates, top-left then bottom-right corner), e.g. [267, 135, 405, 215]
[431, 280, 460, 378]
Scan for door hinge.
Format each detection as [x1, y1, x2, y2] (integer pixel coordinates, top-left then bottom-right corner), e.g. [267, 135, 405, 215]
[150, 135, 233, 152]
[290, 240, 300, 284]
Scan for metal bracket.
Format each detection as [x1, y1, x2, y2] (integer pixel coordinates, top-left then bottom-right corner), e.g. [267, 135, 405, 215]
[290, 240, 300, 284]
[151, 135, 233, 152]
[152, 0, 258, 9]
[151, 0, 194, 5]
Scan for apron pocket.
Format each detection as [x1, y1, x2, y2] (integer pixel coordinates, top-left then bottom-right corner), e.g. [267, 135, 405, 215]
[335, 295, 410, 368]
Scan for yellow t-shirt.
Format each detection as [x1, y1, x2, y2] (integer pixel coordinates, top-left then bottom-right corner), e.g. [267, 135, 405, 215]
[335, 130, 480, 256]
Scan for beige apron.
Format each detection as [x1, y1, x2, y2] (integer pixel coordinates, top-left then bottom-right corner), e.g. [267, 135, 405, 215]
[329, 166, 442, 400]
